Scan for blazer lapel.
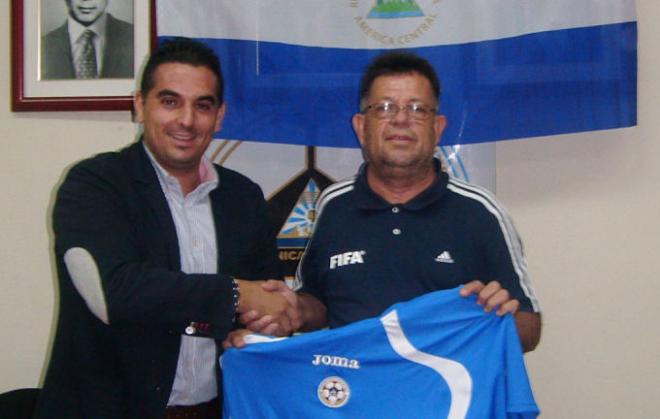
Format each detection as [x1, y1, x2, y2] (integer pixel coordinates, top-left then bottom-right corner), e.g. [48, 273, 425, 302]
[126, 141, 181, 270]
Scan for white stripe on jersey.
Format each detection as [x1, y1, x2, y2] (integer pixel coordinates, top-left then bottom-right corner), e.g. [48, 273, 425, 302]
[447, 178, 540, 312]
[297, 175, 539, 312]
[314, 177, 356, 224]
[381, 309, 472, 419]
[295, 177, 356, 284]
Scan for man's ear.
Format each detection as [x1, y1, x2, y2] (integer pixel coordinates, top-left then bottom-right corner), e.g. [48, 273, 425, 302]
[434, 114, 447, 144]
[215, 103, 227, 132]
[134, 91, 145, 123]
[352, 113, 366, 147]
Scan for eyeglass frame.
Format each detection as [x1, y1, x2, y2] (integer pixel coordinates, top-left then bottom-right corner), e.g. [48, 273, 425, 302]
[360, 101, 438, 121]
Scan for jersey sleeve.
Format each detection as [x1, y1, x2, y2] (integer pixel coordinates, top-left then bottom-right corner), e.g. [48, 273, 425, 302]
[478, 201, 540, 313]
[503, 316, 540, 418]
[295, 223, 324, 302]
[295, 183, 335, 304]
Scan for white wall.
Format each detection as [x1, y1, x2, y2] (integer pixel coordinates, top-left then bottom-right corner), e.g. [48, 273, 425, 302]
[0, 3, 137, 391]
[1, 2, 659, 418]
[496, 2, 660, 417]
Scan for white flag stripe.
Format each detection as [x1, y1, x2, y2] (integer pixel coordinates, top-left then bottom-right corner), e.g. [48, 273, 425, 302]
[158, 0, 636, 49]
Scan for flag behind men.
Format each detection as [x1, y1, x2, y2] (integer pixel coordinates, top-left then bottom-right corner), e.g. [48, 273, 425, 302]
[156, 1, 637, 282]
[157, 0, 637, 148]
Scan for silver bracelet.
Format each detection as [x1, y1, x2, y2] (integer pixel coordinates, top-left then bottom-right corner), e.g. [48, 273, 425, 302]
[232, 278, 240, 320]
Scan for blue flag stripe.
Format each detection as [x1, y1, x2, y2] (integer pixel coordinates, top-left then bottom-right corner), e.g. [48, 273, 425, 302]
[159, 21, 636, 147]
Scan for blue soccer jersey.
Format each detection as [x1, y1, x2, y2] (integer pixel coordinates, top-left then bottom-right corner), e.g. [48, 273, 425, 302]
[221, 287, 539, 419]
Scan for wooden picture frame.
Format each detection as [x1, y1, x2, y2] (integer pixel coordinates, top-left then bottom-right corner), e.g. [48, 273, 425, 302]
[11, 0, 156, 111]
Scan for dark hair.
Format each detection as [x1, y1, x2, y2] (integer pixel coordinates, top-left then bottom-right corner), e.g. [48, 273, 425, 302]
[140, 37, 224, 104]
[358, 51, 440, 108]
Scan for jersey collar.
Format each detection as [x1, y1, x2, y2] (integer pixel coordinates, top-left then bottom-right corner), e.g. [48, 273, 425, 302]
[354, 158, 449, 211]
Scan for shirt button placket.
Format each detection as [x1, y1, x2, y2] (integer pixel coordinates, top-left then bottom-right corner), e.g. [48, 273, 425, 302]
[391, 206, 401, 236]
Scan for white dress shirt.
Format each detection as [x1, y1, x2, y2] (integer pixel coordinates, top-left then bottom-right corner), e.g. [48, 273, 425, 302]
[145, 145, 220, 406]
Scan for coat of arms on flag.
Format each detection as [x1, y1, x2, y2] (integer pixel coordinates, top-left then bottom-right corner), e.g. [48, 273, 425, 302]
[368, 0, 425, 19]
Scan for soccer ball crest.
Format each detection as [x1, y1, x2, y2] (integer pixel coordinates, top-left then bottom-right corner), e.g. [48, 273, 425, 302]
[318, 376, 351, 408]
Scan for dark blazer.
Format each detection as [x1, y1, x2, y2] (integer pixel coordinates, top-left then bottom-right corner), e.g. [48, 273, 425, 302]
[41, 14, 134, 79]
[33, 141, 281, 418]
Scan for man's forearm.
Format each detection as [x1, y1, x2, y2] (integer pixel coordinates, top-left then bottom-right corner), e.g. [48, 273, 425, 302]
[515, 311, 542, 352]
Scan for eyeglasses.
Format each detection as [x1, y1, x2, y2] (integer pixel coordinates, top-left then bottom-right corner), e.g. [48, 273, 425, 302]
[362, 102, 437, 120]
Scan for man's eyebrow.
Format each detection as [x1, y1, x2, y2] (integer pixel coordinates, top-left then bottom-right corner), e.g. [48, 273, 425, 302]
[156, 89, 181, 98]
[155, 90, 218, 105]
[197, 95, 218, 105]
[378, 95, 426, 103]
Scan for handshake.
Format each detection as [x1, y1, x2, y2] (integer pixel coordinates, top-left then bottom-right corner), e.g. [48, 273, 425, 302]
[232, 279, 303, 340]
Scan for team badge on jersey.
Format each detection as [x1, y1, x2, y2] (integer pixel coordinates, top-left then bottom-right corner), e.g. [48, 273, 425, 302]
[318, 376, 351, 408]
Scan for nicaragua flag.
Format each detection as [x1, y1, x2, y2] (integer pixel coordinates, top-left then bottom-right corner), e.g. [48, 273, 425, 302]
[157, 0, 637, 147]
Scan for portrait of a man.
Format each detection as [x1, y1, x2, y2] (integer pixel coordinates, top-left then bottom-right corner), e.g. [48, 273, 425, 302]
[41, 0, 134, 80]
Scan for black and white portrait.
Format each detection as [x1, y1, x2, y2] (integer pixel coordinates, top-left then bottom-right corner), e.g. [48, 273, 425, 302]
[40, 0, 134, 80]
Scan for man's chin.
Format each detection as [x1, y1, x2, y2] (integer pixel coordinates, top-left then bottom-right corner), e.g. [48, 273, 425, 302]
[377, 154, 434, 171]
[71, 13, 103, 26]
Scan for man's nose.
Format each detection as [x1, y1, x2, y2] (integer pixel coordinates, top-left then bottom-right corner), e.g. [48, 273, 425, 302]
[178, 105, 195, 127]
[389, 106, 412, 125]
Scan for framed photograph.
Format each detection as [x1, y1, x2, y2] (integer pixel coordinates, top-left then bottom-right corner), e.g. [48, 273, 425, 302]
[11, 0, 156, 111]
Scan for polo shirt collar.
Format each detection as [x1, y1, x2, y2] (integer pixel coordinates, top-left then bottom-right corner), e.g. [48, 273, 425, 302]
[354, 158, 448, 211]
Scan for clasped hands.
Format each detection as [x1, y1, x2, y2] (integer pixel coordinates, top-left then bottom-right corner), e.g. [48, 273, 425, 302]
[227, 279, 519, 349]
[234, 279, 300, 338]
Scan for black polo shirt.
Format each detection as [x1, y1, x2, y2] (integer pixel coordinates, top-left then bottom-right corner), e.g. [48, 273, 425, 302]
[298, 160, 539, 328]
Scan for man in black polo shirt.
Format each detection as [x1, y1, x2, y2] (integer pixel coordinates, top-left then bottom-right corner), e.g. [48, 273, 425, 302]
[238, 51, 541, 353]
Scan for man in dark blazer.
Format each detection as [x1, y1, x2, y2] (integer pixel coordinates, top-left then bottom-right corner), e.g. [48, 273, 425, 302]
[41, 0, 134, 79]
[33, 38, 297, 418]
